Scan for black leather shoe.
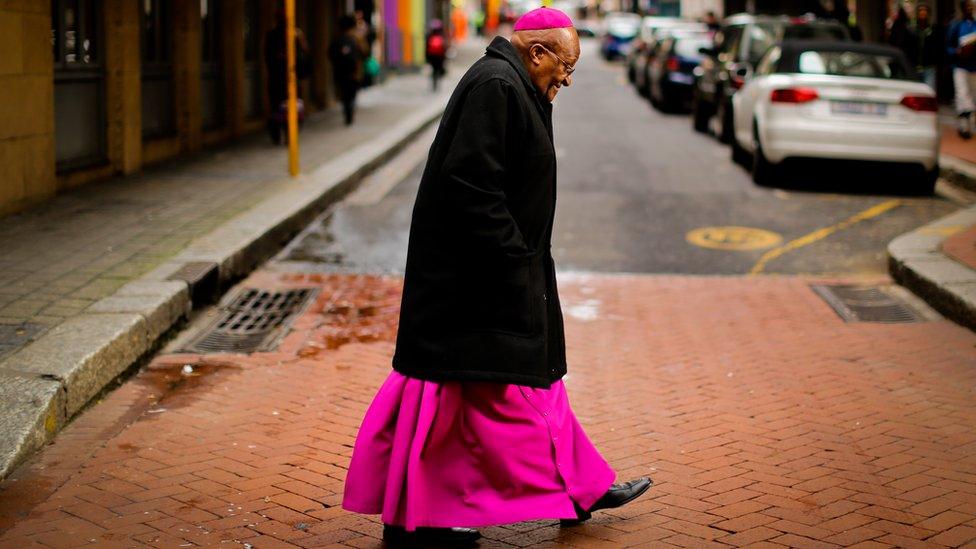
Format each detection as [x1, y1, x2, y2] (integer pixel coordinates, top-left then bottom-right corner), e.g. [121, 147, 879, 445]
[560, 477, 653, 526]
[383, 524, 481, 547]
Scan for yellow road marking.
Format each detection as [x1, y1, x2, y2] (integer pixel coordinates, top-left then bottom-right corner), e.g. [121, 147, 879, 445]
[748, 199, 902, 275]
[686, 226, 783, 251]
[917, 225, 965, 237]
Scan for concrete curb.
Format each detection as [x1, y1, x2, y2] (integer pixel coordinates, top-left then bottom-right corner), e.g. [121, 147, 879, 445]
[941, 153, 976, 194]
[0, 93, 450, 481]
[888, 206, 976, 332]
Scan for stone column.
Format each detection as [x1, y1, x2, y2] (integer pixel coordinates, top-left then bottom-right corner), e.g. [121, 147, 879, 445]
[0, 1, 56, 216]
[174, 0, 203, 154]
[103, 0, 143, 175]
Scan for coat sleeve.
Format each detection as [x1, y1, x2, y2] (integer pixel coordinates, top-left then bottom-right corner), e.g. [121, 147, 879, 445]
[440, 78, 534, 260]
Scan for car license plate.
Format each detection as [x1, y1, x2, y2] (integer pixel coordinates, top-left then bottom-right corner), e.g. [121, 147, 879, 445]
[830, 101, 887, 116]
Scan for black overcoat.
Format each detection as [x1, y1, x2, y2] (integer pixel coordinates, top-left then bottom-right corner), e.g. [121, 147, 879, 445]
[391, 36, 567, 388]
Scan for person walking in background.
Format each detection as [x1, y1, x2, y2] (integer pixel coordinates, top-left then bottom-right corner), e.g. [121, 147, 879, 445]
[329, 15, 365, 126]
[948, 0, 976, 138]
[264, 8, 311, 145]
[353, 9, 377, 87]
[425, 20, 448, 91]
[916, 4, 943, 90]
[887, 7, 918, 63]
[832, 2, 863, 42]
[341, 7, 652, 547]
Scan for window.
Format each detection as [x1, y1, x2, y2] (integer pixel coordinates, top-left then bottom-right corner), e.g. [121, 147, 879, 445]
[51, 0, 106, 170]
[747, 23, 777, 64]
[141, 0, 175, 139]
[796, 50, 912, 80]
[51, 0, 99, 67]
[756, 46, 782, 75]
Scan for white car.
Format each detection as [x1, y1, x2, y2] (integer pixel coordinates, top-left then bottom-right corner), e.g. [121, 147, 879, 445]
[731, 40, 940, 193]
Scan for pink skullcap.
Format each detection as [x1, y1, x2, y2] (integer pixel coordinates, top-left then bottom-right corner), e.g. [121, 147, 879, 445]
[513, 7, 574, 31]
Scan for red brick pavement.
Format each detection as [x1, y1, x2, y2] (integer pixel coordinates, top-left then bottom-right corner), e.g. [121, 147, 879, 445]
[943, 224, 976, 271]
[1, 271, 975, 548]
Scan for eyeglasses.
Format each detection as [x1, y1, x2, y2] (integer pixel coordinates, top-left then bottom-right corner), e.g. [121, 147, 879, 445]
[538, 44, 576, 76]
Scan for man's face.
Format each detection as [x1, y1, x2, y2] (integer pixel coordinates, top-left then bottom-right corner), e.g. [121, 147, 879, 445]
[965, 1, 974, 18]
[918, 6, 930, 23]
[528, 29, 581, 102]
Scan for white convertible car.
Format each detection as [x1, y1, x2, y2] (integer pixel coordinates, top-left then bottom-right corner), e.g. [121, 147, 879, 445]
[731, 40, 940, 193]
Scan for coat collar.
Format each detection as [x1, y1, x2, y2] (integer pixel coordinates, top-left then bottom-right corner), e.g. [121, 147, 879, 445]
[485, 36, 549, 107]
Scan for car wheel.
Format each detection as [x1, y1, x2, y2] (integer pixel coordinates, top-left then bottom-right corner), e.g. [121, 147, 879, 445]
[731, 133, 750, 167]
[718, 99, 734, 144]
[752, 124, 779, 187]
[692, 92, 710, 133]
[915, 166, 938, 196]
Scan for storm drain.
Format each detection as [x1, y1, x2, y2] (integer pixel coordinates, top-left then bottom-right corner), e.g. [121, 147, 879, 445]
[811, 284, 924, 324]
[179, 287, 318, 353]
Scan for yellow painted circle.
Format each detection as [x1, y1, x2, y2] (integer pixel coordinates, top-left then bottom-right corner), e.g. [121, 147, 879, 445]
[686, 226, 783, 251]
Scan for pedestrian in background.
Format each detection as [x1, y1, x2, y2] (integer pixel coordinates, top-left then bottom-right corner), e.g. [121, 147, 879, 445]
[947, 0, 976, 138]
[887, 7, 918, 63]
[915, 4, 943, 90]
[264, 8, 311, 145]
[425, 20, 448, 91]
[341, 7, 652, 547]
[329, 15, 364, 126]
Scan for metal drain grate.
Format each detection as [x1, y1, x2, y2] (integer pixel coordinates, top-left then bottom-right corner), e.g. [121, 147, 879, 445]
[811, 284, 924, 324]
[179, 287, 318, 353]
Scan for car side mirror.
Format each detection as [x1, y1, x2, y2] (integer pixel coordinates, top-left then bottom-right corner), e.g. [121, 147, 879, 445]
[730, 62, 753, 80]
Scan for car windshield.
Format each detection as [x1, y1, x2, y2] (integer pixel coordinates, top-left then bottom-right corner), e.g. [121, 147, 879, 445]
[796, 50, 912, 80]
[675, 37, 713, 58]
[749, 22, 847, 62]
[783, 24, 848, 40]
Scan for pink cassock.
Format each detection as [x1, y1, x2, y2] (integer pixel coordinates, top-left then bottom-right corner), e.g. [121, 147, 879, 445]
[342, 370, 616, 530]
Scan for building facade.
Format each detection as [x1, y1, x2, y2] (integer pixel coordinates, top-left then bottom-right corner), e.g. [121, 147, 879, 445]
[0, 0, 432, 218]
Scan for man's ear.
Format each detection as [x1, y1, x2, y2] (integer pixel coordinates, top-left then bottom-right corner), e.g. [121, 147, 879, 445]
[528, 44, 545, 66]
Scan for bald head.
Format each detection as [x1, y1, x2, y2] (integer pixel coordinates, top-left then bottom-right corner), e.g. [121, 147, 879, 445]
[510, 27, 580, 102]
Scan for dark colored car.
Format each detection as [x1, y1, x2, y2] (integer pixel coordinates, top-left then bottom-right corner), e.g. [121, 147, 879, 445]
[648, 31, 713, 112]
[691, 13, 850, 142]
[631, 19, 707, 96]
[600, 12, 642, 60]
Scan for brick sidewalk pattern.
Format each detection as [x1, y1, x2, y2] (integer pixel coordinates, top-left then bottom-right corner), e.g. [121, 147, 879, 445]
[1, 272, 975, 548]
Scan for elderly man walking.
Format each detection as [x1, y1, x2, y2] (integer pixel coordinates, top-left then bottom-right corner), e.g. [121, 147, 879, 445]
[342, 8, 652, 546]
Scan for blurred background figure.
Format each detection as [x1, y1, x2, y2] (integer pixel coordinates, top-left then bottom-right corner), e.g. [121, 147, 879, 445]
[451, 4, 469, 43]
[886, 7, 917, 62]
[426, 20, 448, 91]
[831, 1, 863, 41]
[915, 4, 943, 90]
[330, 15, 365, 126]
[703, 11, 720, 32]
[948, 0, 976, 138]
[264, 7, 311, 145]
[354, 9, 378, 87]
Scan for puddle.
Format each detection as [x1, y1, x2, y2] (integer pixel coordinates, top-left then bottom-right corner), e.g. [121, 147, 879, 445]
[134, 358, 243, 409]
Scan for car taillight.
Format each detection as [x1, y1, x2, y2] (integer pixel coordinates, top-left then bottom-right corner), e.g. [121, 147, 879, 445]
[900, 95, 937, 112]
[731, 75, 745, 90]
[770, 88, 819, 103]
[666, 56, 680, 72]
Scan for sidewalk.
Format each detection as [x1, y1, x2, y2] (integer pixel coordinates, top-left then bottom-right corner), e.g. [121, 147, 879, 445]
[0, 41, 485, 480]
[888, 115, 976, 331]
[0, 271, 974, 547]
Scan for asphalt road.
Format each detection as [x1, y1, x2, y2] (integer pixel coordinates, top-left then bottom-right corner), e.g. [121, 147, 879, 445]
[274, 38, 959, 276]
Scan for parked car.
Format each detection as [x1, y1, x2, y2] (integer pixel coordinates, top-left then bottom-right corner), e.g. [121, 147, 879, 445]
[731, 40, 939, 193]
[631, 19, 707, 95]
[692, 14, 850, 142]
[601, 12, 642, 60]
[648, 31, 714, 111]
[627, 17, 680, 83]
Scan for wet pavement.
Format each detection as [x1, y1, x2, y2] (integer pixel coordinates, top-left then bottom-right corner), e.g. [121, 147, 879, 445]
[274, 39, 960, 278]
